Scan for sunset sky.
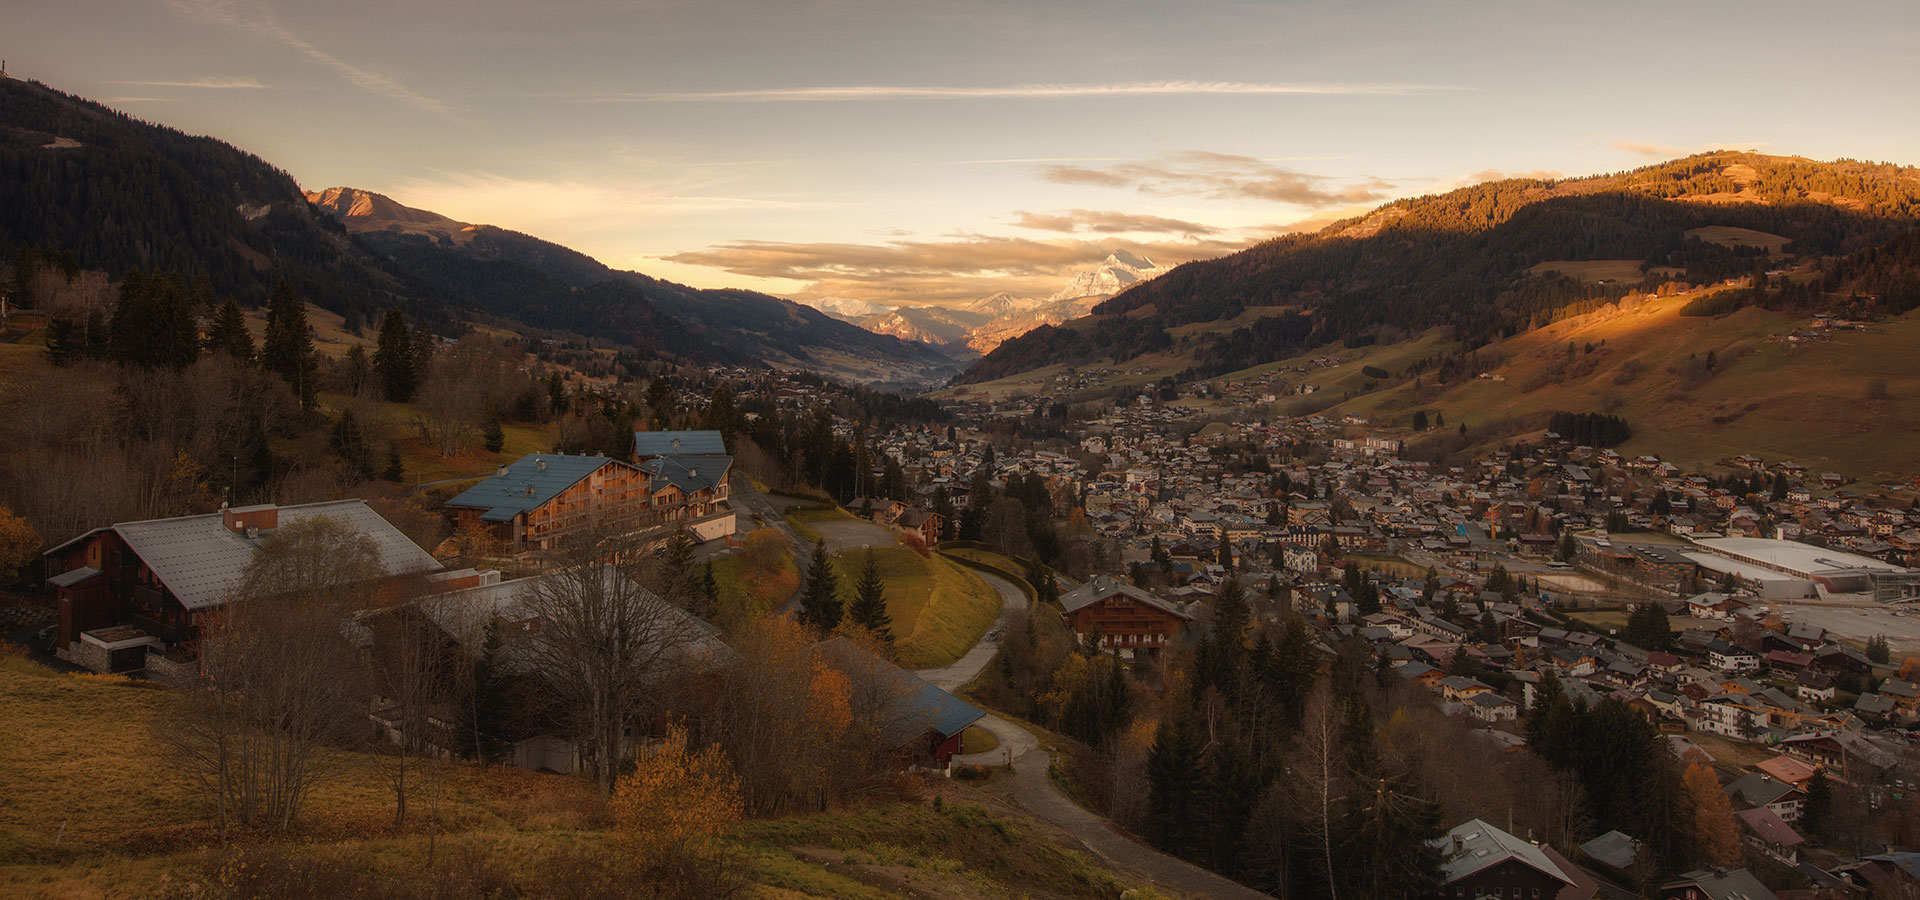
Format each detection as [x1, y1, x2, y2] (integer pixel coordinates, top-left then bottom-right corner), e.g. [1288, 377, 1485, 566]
[13, 0, 1920, 305]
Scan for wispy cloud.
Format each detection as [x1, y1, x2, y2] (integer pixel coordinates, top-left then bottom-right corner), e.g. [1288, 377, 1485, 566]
[1613, 139, 1772, 158]
[665, 234, 1248, 305]
[163, 0, 452, 118]
[113, 77, 267, 89]
[1011, 209, 1218, 236]
[1041, 150, 1396, 208]
[560, 80, 1459, 103]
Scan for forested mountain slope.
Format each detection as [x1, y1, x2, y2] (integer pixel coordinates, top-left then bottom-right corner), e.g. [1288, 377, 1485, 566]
[963, 153, 1920, 384]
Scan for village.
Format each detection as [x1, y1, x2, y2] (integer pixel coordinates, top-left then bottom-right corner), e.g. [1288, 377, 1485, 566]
[17, 346, 1920, 899]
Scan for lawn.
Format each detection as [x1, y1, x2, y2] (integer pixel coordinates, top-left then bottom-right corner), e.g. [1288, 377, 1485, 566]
[835, 547, 1000, 669]
[710, 539, 799, 630]
[960, 726, 1000, 756]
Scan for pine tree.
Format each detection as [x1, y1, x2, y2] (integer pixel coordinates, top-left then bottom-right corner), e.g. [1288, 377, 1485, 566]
[330, 409, 376, 481]
[1213, 577, 1249, 672]
[482, 406, 506, 453]
[652, 528, 699, 608]
[205, 298, 254, 361]
[260, 279, 316, 408]
[695, 562, 720, 622]
[374, 308, 417, 402]
[849, 548, 892, 642]
[798, 540, 842, 633]
[383, 445, 405, 483]
[1146, 709, 1205, 858]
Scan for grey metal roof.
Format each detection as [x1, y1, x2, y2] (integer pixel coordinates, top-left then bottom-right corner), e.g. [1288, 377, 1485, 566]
[417, 568, 734, 672]
[1579, 830, 1640, 870]
[633, 430, 726, 457]
[1433, 818, 1574, 887]
[47, 566, 102, 588]
[1661, 868, 1779, 900]
[109, 500, 442, 611]
[639, 453, 731, 495]
[443, 454, 631, 523]
[1058, 574, 1193, 620]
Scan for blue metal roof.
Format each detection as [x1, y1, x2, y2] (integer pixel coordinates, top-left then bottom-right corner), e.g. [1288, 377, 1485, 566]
[443, 454, 628, 523]
[633, 430, 726, 457]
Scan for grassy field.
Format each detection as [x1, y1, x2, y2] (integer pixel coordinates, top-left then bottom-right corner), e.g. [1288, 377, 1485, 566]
[960, 726, 1000, 756]
[1329, 290, 1920, 478]
[1527, 259, 1650, 283]
[0, 652, 1157, 900]
[711, 540, 799, 630]
[835, 547, 1000, 669]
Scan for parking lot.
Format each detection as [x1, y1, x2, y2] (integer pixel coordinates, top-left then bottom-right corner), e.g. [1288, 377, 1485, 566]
[1773, 602, 1920, 656]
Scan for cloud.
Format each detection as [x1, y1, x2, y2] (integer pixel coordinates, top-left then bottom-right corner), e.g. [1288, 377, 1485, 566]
[1040, 151, 1395, 208]
[387, 169, 823, 239]
[163, 0, 452, 118]
[112, 77, 267, 89]
[1011, 209, 1218, 236]
[1464, 168, 1562, 184]
[1613, 139, 1773, 158]
[556, 80, 1457, 103]
[1613, 140, 1686, 158]
[664, 234, 1250, 305]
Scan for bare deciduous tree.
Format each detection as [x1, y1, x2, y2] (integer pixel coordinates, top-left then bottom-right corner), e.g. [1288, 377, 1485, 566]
[515, 530, 710, 794]
[163, 516, 383, 835]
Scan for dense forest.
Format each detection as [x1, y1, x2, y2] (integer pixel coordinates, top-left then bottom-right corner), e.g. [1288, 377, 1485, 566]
[963, 153, 1920, 384]
[0, 79, 450, 328]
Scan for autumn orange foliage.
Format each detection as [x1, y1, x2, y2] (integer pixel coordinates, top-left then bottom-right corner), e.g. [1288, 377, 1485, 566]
[609, 721, 743, 861]
[1684, 761, 1742, 866]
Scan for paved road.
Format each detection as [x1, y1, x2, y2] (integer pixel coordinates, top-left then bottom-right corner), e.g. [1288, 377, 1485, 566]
[914, 571, 1274, 900]
[915, 570, 1026, 692]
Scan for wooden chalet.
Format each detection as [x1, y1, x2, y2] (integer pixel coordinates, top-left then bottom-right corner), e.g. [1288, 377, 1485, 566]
[445, 448, 734, 554]
[1058, 575, 1194, 658]
[1427, 819, 1595, 900]
[42, 501, 444, 674]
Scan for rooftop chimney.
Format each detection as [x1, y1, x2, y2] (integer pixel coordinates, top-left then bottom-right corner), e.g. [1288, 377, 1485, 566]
[222, 503, 279, 533]
[536, 459, 547, 472]
[497, 465, 509, 478]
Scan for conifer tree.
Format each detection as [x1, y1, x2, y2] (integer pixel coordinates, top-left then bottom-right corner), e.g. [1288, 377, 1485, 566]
[374, 308, 417, 402]
[849, 548, 892, 642]
[482, 406, 506, 453]
[1146, 708, 1204, 858]
[797, 540, 842, 633]
[695, 562, 720, 622]
[205, 297, 254, 361]
[260, 279, 316, 408]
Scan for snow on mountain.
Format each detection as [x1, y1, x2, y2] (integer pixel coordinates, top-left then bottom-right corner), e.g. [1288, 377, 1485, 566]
[806, 296, 894, 321]
[965, 291, 1043, 318]
[1048, 249, 1166, 302]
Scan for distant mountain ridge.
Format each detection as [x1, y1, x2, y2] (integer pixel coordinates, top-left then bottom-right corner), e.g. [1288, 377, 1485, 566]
[307, 186, 959, 385]
[813, 250, 1175, 356]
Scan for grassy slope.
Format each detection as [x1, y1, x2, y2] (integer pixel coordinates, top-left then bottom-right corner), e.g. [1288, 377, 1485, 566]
[711, 540, 800, 628]
[834, 546, 1000, 670]
[1330, 291, 1920, 477]
[0, 655, 1157, 900]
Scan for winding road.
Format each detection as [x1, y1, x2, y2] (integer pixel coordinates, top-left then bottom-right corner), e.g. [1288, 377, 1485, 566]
[912, 571, 1274, 900]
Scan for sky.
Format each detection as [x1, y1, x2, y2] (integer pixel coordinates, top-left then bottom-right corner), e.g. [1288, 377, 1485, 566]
[11, 0, 1920, 307]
